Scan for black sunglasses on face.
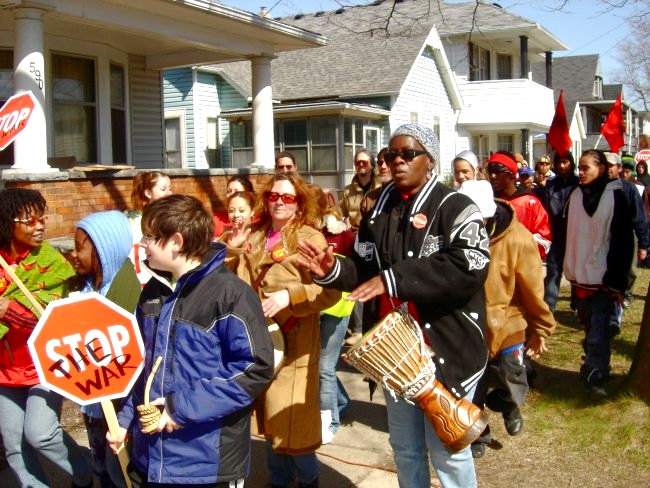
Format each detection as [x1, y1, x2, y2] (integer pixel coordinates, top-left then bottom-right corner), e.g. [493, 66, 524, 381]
[384, 149, 428, 163]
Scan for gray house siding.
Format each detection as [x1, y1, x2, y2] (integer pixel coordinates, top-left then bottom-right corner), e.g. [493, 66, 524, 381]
[217, 77, 248, 168]
[129, 55, 164, 168]
[163, 68, 194, 167]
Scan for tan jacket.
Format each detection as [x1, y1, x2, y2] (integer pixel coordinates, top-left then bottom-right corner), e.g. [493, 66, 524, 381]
[484, 201, 556, 359]
[340, 174, 381, 230]
[227, 225, 340, 454]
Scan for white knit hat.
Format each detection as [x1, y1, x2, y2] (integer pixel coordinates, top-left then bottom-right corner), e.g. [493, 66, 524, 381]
[454, 150, 479, 170]
[458, 180, 496, 218]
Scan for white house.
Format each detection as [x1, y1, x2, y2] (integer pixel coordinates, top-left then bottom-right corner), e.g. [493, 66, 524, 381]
[0, 0, 328, 173]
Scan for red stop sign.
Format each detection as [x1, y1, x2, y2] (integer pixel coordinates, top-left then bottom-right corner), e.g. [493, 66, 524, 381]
[0, 91, 36, 151]
[635, 149, 650, 163]
[28, 292, 144, 405]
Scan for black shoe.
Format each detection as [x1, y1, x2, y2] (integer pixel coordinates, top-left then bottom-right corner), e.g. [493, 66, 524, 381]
[471, 442, 485, 458]
[503, 406, 523, 436]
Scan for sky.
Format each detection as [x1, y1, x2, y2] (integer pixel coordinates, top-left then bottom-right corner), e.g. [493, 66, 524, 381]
[221, 0, 636, 81]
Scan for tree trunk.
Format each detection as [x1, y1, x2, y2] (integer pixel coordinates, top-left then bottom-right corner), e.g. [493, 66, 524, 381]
[624, 284, 650, 401]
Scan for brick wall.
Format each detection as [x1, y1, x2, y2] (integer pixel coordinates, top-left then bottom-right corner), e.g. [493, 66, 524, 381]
[2, 170, 271, 239]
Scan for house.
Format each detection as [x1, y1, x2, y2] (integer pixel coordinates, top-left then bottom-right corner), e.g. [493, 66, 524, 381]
[0, 0, 328, 173]
[532, 54, 644, 157]
[164, 0, 566, 187]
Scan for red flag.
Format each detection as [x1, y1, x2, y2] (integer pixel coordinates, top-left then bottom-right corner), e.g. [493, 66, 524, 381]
[547, 90, 571, 156]
[601, 93, 624, 153]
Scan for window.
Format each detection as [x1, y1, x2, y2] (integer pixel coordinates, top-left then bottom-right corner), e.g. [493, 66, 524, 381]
[311, 117, 337, 171]
[0, 50, 13, 166]
[410, 112, 418, 124]
[230, 120, 253, 167]
[497, 134, 514, 153]
[205, 117, 220, 168]
[51, 54, 97, 163]
[364, 127, 380, 159]
[593, 76, 603, 98]
[469, 43, 490, 81]
[110, 64, 126, 164]
[496, 54, 512, 80]
[432, 116, 440, 153]
[164, 112, 184, 168]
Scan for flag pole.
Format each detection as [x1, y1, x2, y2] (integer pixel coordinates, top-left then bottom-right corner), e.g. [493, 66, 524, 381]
[595, 133, 603, 150]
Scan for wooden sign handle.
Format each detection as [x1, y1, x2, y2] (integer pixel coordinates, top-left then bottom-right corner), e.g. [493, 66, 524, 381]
[0, 254, 45, 316]
[102, 400, 132, 488]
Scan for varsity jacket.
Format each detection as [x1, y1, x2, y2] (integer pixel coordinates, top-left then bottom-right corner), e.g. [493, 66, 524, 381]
[117, 242, 274, 485]
[564, 179, 635, 294]
[316, 176, 489, 399]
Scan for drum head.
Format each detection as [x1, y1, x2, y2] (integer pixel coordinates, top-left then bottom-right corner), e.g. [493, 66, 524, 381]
[267, 322, 286, 375]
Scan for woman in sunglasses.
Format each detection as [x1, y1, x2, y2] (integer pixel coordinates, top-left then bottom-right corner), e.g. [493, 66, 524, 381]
[226, 172, 340, 488]
[0, 188, 94, 488]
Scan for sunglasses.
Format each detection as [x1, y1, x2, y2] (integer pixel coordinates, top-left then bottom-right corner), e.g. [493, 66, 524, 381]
[140, 234, 160, 246]
[384, 149, 428, 163]
[14, 215, 47, 227]
[354, 159, 371, 166]
[266, 192, 297, 204]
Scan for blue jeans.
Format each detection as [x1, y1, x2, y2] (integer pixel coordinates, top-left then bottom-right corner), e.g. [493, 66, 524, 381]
[266, 441, 319, 486]
[543, 245, 564, 311]
[576, 289, 618, 385]
[0, 384, 93, 488]
[384, 385, 477, 488]
[319, 313, 350, 433]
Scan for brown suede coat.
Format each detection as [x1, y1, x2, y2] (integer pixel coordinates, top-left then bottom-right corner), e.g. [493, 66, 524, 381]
[227, 225, 340, 454]
[484, 201, 556, 359]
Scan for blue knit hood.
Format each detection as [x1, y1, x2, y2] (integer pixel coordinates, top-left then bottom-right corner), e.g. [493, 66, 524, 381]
[77, 210, 133, 296]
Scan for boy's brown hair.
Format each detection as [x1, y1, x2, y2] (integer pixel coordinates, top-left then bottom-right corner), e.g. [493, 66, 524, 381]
[142, 195, 214, 259]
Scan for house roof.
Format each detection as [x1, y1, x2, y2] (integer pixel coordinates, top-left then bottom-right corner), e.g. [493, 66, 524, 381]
[0, 0, 329, 69]
[214, 0, 567, 101]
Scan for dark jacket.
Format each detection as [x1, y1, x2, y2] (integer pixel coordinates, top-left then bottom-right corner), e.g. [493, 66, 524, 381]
[316, 176, 489, 398]
[535, 173, 579, 257]
[117, 242, 274, 485]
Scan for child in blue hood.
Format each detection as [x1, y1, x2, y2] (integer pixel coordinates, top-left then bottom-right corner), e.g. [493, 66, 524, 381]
[72, 210, 141, 488]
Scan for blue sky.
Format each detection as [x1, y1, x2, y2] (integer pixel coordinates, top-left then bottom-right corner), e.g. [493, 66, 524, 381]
[222, 0, 635, 80]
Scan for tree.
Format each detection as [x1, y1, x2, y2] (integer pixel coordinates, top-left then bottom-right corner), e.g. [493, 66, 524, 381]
[615, 0, 650, 111]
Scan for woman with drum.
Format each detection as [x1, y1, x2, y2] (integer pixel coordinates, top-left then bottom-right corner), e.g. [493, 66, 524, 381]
[226, 172, 340, 488]
[298, 124, 490, 488]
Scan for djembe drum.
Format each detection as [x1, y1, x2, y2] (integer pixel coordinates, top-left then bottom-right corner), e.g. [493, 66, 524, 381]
[343, 307, 487, 453]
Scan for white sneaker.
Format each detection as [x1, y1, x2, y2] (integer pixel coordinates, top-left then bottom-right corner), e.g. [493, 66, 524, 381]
[320, 410, 334, 444]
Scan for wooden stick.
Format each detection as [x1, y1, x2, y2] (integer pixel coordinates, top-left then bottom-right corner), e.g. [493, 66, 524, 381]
[102, 400, 132, 488]
[0, 254, 45, 315]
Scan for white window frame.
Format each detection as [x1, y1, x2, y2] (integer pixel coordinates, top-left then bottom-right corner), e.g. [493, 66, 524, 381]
[164, 110, 186, 168]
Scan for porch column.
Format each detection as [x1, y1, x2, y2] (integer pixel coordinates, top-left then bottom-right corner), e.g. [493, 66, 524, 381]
[521, 128, 530, 162]
[249, 55, 276, 169]
[519, 35, 528, 78]
[12, 6, 52, 172]
[545, 51, 553, 88]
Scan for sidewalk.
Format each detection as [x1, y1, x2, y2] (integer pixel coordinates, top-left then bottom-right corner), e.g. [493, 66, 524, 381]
[0, 361, 407, 488]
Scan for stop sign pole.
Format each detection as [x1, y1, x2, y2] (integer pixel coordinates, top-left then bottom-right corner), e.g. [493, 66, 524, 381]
[23, 286, 142, 488]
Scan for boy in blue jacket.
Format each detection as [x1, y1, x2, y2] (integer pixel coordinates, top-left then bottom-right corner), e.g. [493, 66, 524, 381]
[108, 194, 274, 487]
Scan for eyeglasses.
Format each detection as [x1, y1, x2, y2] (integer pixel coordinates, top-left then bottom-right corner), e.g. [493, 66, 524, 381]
[354, 159, 371, 166]
[266, 192, 297, 204]
[14, 215, 47, 227]
[384, 149, 428, 163]
[140, 235, 160, 246]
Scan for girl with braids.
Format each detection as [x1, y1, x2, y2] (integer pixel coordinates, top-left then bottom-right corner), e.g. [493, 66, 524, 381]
[226, 172, 340, 488]
[71, 210, 141, 487]
[0, 188, 94, 488]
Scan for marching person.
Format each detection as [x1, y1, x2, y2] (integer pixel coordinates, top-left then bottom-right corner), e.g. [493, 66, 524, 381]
[298, 124, 490, 488]
[225, 172, 340, 488]
[0, 188, 94, 488]
[564, 150, 635, 397]
[108, 195, 274, 487]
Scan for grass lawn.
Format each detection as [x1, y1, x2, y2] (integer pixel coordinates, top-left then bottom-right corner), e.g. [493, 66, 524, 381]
[475, 267, 650, 486]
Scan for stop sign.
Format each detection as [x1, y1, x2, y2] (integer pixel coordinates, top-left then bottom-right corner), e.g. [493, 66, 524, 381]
[0, 91, 36, 151]
[28, 292, 145, 405]
[635, 149, 650, 163]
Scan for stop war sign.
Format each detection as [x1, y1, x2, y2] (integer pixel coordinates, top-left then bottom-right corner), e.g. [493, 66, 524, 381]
[0, 91, 36, 151]
[28, 292, 145, 405]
